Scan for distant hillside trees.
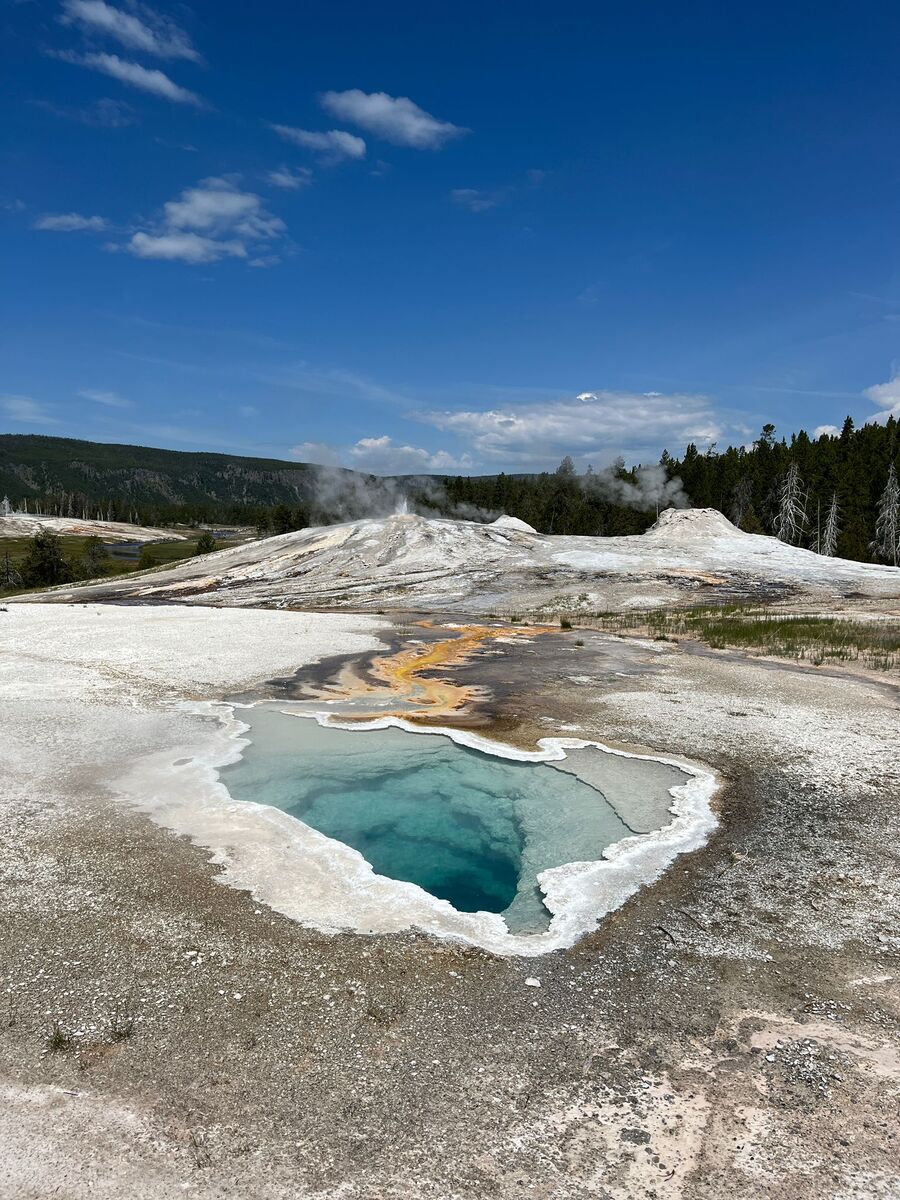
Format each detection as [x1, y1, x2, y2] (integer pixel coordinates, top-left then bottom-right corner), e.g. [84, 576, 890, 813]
[664, 416, 898, 562]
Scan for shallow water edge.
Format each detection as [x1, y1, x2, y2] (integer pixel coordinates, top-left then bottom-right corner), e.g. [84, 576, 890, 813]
[112, 694, 720, 957]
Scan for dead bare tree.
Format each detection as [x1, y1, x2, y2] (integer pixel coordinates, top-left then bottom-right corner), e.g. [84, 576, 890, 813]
[872, 464, 900, 566]
[820, 493, 840, 557]
[773, 462, 808, 545]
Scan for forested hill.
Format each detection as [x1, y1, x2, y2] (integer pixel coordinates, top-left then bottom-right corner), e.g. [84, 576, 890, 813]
[0, 434, 362, 524]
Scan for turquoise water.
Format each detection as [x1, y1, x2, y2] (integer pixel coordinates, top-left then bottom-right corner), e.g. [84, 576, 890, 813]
[220, 708, 686, 932]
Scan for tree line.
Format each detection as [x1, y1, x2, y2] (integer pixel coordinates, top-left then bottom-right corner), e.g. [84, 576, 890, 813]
[663, 415, 899, 563]
[4, 416, 898, 567]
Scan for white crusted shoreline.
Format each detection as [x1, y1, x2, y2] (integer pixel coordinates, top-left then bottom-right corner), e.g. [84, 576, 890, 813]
[2, 602, 718, 957]
[117, 699, 719, 958]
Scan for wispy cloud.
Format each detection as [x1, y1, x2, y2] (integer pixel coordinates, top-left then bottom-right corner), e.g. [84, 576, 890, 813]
[78, 387, 131, 407]
[268, 123, 365, 162]
[33, 211, 108, 231]
[290, 441, 341, 466]
[1, 394, 58, 425]
[320, 89, 466, 149]
[121, 177, 286, 265]
[347, 435, 471, 473]
[451, 188, 502, 213]
[451, 168, 544, 215]
[267, 362, 410, 408]
[415, 389, 724, 468]
[32, 96, 135, 127]
[60, 0, 201, 62]
[268, 165, 313, 190]
[292, 435, 470, 474]
[58, 50, 205, 106]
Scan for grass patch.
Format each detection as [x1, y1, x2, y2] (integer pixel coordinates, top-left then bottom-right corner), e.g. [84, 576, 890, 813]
[587, 605, 900, 671]
[46, 1020, 74, 1053]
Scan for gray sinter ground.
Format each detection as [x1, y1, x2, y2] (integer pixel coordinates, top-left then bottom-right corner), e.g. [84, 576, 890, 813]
[0, 607, 898, 1199]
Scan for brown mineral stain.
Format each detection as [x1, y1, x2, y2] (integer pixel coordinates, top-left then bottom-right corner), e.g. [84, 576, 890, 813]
[332, 622, 556, 723]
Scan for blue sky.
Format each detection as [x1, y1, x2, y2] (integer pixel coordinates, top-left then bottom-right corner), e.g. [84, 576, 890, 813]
[3, 0, 900, 474]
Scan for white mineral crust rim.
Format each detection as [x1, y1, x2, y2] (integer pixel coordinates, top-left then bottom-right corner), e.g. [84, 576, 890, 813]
[116, 700, 720, 958]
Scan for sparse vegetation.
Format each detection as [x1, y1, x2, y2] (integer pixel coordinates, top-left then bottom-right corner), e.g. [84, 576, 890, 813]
[107, 999, 135, 1042]
[587, 605, 900, 670]
[0, 532, 228, 597]
[46, 1019, 74, 1053]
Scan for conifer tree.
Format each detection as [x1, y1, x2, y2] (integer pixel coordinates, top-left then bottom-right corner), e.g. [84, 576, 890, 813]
[21, 528, 70, 586]
[729, 476, 753, 527]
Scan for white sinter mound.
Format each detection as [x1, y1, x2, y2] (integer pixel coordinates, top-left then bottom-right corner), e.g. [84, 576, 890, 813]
[0, 512, 186, 542]
[17, 507, 900, 612]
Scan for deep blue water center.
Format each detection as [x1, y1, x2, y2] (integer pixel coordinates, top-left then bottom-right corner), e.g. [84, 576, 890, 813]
[220, 708, 683, 933]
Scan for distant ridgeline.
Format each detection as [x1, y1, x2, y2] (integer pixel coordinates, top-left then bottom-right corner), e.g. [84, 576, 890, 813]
[1, 416, 898, 563]
[0, 434, 361, 527]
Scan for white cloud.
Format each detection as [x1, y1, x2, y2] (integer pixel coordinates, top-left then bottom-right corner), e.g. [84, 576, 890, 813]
[268, 124, 366, 162]
[290, 441, 341, 467]
[813, 424, 840, 438]
[347, 436, 471, 474]
[238, 405, 259, 417]
[123, 178, 286, 265]
[126, 231, 246, 263]
[291, 435, 470, 473]
[78, 388, 131, 407]
[864, 374, 900, 424]
[415, 390, 723, 468]
[163, 177, 285, 240]
[33, 211, 108, 231]
[268, 165, 313, 189]
[451, 188, 500, 213]
[62, 51, 204, 105]
[1, 394, 58, 425]
[60, 1, 200, 62]
[320, 89, 465, 150]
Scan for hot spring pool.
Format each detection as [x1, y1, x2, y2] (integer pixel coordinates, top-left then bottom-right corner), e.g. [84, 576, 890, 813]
[220, 707, 690, 933]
